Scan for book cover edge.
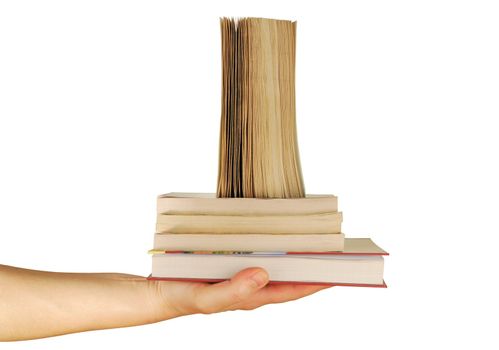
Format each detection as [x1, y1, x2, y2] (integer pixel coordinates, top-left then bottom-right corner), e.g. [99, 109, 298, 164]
[146, 275, 388, 288]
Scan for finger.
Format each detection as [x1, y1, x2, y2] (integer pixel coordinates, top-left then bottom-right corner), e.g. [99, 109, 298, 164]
[192, 267, 269, 314]
[234, 283, 331, 311]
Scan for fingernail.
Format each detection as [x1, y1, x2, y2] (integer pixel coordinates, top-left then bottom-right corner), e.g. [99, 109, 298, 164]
[249, 270, 269, 288]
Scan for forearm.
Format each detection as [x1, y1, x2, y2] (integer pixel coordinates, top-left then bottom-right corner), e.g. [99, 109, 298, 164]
[1, 264, 327, 341]
[0, 265, 171, 341]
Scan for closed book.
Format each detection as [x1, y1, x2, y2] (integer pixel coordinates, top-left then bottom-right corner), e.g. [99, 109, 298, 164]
[157, 192, 338, 215]
[156, 212, 342, 234]
[153, 232, 345, 252]
[148, 238, 387, 287]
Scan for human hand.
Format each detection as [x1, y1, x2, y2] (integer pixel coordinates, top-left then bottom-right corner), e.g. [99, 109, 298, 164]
[149, 267, 330, 318]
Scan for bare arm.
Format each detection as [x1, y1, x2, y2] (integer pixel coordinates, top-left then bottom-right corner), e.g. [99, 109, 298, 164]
[0, 264, 328, 341]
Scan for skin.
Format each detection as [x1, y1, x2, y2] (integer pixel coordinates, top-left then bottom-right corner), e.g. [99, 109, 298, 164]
[0, 264, 329, 341]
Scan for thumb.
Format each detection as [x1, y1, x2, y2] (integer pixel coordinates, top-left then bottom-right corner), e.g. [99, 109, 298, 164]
[193, 267, 269, 314]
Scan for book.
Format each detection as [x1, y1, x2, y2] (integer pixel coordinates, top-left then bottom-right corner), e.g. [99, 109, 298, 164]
[217, 18, 304, 199]
[149, 238, 387, 286]
[156, 212, 342, 234]
[153, 233, 345, 252]
[157, 192, 338, 215]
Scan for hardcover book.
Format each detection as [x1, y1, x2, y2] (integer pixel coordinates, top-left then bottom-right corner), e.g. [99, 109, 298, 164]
[148, 238, 387, 287]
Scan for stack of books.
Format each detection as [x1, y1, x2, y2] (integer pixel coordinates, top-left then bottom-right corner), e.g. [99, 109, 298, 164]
[148, 193, 388, 287]
[147, 19, 388, 287]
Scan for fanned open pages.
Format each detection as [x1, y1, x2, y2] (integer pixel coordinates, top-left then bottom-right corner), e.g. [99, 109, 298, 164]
[217, 17, 305, 198]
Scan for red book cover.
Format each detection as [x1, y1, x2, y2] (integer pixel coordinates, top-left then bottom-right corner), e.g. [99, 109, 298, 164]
[147, 275, 387, 288]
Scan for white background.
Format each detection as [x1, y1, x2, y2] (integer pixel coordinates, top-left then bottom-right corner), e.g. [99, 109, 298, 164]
[1, 0, 498, 349]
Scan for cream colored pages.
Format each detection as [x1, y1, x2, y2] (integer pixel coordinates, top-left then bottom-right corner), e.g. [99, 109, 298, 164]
[152, 233, 345, 252]
[217, 18, 304, 198]
[157, 192, 338, 215]
[156, 212, 342, 234]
